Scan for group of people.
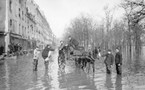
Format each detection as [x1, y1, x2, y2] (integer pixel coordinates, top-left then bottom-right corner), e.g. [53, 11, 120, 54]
[8, 43, 22, 55]
[101, 48, 122, 75]
[33, 40, 70, 71]
[58, 36, 123, 75]
[33, 35, 122, 76]
[33, 44, 55, 71]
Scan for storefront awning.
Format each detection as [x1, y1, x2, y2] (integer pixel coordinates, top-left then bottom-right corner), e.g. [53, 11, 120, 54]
[10, 33, 22, 39]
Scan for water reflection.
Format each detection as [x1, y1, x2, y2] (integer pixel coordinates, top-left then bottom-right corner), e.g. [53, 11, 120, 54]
[32, 71, 38, 84]
[58, 69, 67, 89]
[0, 52, 125, 90]
[115, 75, 122, 90]
[41, 69, 51, 90]
[49, 58, 60, 90]
[105, 74, 113, 90]
[4, 61, 10, 90]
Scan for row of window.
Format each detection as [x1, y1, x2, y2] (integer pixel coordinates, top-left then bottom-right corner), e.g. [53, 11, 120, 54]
[9, 0, 27, 23]
[9, 0, 52, 41]
[9, 18, 43, 40]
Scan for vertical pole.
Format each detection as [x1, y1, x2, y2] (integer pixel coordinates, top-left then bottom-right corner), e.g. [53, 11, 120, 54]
[5, 0, 10, 54]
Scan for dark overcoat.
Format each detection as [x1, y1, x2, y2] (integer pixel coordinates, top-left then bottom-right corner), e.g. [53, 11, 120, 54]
[103, 53, 114, 66]
[115, 52, 122, 65]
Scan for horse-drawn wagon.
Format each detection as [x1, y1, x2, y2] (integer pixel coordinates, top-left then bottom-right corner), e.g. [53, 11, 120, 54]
[67, 37, 96, 72]
[58, 37, 98, 72]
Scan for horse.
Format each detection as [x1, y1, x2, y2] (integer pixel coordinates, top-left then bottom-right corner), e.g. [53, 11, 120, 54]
[63, 37, 101, 73]
[66, 42, 96, 72]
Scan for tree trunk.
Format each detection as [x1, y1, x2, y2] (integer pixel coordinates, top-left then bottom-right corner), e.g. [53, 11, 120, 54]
[134, 25, 142, 71]
[128, 20, 132, 69]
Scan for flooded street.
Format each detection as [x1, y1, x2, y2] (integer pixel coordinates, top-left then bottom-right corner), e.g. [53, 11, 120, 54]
[0, 51, 145, 90]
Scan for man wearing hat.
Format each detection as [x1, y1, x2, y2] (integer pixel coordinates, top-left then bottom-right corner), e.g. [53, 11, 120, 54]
[102, 49, 114, 74]
[115, 48, 122, 75]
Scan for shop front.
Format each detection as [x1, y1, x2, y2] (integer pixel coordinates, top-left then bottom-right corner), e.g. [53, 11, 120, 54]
[10, 33, 30, 51]
[0, 32, 5, 55]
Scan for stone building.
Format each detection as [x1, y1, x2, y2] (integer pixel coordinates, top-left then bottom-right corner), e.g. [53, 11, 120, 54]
[0, 0, 55, 54]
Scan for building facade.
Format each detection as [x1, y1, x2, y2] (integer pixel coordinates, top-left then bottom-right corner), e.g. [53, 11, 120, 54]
[0, 0, 55, 54]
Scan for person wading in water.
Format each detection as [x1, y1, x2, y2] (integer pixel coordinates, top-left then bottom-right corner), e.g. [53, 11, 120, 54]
[42, 44, 55, 69]
[102, 49, 114, 74]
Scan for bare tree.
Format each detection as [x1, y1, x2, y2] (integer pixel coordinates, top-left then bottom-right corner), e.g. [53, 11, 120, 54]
[121, 0, 145, 71]
[63, 15, 94, 50]
[103, 5, 114, 50]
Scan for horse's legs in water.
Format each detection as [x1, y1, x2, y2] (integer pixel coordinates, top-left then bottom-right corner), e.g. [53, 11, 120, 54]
[78, 58, 82, 68]
[61, 55, 65, 70]
[82, 58, 87, 70]
[88, 62, 90, 73]
[92, 61, 95, 73]
[58, 55, 60, 66]
[75, 58, 78, 67]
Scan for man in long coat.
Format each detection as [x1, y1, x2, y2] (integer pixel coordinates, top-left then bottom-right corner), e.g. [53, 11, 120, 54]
[115, 48, 122, 75]
[102, 49, 114, 74]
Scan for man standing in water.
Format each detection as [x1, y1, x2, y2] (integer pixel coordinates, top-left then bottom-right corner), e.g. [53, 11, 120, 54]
[33, 46, 40, 71]
[115, 48, 122, 75]
[42, 44, 55, 69]
[102, 49, 114, 74]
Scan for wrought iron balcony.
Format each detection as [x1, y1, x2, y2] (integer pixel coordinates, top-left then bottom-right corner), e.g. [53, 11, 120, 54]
[26, 8, 36, 24]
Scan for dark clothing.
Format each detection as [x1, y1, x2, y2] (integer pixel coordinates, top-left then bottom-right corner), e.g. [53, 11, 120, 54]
[93, 48, 98, 54]
[59, 45, 66, 56]
[116, 64, 122, 75]
[92, 48, 98, 59]
[115, 52, 122, 65]
[106, 65, 111, 74]
[98, 49, 101, 52]
[58, 45, 66, 65]
[115, 52, 122, 75]
[0, 46, 4, 55]
[42, 46, 54, 59]
[102, 53, 114, 74]
[62, 45, 69, 53]
[33, 59, 38, 71]
[103, 53, 114, 66]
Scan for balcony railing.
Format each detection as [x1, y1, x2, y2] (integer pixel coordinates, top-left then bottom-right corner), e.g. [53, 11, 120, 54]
[26, 8, 36, 24]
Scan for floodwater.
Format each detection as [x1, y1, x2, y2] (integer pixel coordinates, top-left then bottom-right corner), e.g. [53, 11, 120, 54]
[0, 51, 145, 90]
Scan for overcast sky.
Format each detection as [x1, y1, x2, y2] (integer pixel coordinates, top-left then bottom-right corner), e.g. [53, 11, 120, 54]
[35, 0, 123, 38]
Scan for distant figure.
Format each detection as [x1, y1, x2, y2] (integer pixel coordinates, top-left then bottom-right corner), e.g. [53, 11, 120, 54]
[42, 44, 55, 69]
[0, 46, 4, 55]
[102, 49, 114, 74]
[68, 36, 79, 49]
[33, 46, 40, 71]
[92, 47, 98, 59]
[115, 48, 122, 75]
[98, 47, 101, 53]
[58, 41, 67, 69]
[58, 41, 64, 51]
[98, 47, 101, 57]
